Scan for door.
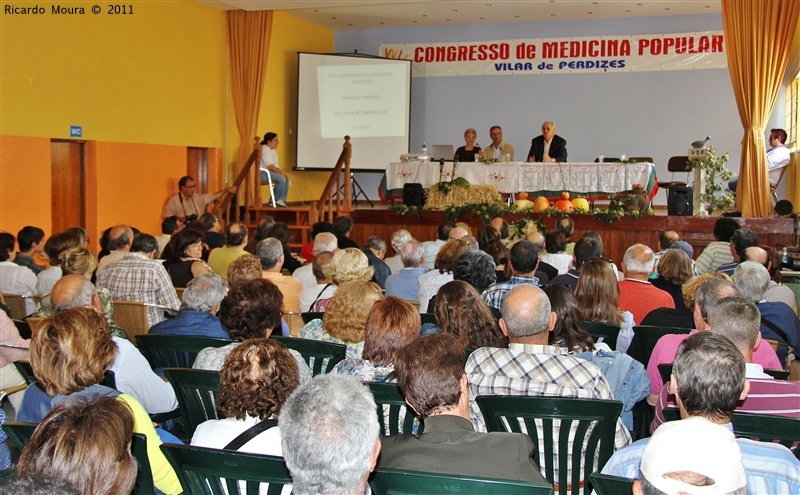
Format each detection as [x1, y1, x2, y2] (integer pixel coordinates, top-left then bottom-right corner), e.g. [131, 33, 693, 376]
[187, 147, 209, 193]
[51, 140, 85, 233]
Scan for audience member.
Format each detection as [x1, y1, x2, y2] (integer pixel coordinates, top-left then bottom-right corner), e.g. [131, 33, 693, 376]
[333, 215, 359, 249]
[36, 230, 82, 295]
[300, 280, 384, 359]
[0, 310, 29, 411]
[0, 232, 37, 315]
[618, 243, 674, 325]
[299, 251, 336, 312]
[490, 216, 512, 247]
[385, 229, 413, 274]
[640, 272, 724, 329]
[207, 222, 249, 281]
[482, 239, 541, 312]
[244, 216, 276, 255]
[543, 284, 595, 353]
[257, 238, 303, 334]
[384, 240, 427, 302]
[149, 273, 228, 338]
[1, 474, 81, 495]
[14, 226, 46, 275]
[293, 232, 337, 290]
[555, 216, 575, 254]
[226, 253, 263, 286]
[334, 297, 420, 382]
[651, 230, 680, 274]
[298, 221, 333, 262]
[524, 230, 557, 283]
[448, 226, 469, 240]
[695, 217, 738, 273]
[716, 227, 758, 276]
[267, 222, 303, 274]
[280, 374, 381, 495]
[453, 249, 497, 293]
[156, 215, 182, 258]
[745, 245, 797, 311]
[364, 236, 391, 289]
[477, 225, 509, 280]
[199, 212, 224, 250]
[97, 233, 180, 327]
[379, 333, 546, 482]
[417, 238, 471, 312]
[549, 236, 602, 291]
[650, 249, 693, 309]
[166, 228, 212, 287]
[576, 257, 635, 353]
[161, 175, 235, 221]
[541, 230, 572, 275]
[312, 247, 374, 311]
[95, 225, 134, 275]
[432, 280, 505, 349]
[422, 220, 456, 269]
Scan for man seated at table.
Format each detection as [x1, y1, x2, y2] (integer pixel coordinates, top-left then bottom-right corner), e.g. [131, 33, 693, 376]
[527, 121, 567, 163]
[483, 125, 515, 161]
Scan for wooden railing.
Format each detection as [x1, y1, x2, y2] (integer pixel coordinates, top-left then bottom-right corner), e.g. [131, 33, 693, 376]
[215, 137, 261, 225]
[309, 136, 352, 224]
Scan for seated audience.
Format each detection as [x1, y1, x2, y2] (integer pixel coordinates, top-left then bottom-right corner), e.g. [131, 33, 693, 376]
[226, 253, 263, 286]
[618, 243, 674, 326]
[16, 308, 181, 495]
[540, 229, 572, 275]
[17, 396, 138, 495]
[149, 273, 229, 338]
[333, 216, 359, 250]
[257, 238, 303, 334]
[716, 227, 758, 276]
[37, 230, 83, 296]
[166, 228, 212, 287]
[417, 238, 471, 312]
[385, 229, 413, 275]
[640, 272, 725, 329]
[267, 222, 303, 274]
[650, 230, 680, 275]
[300, 280, 384, 359]
[156, 215, 182, 258]
[364, 236, 391, 289]
[379, 333, 547, 483]
[298, 221, 333, 262]
[695, 217, 738, 274]
[650, 249, 693, 309]
[334, 297, 420, 382]
[549, 237, 602, 291]
[0, 232, 38, 315]
[482, 239, 542, 312]
[604, 332, 800, 494]
[193, 278, 310, 382]
[293, 232, 338, 290]
[384, 240, 427, 302]
[199, 212, 224, 250]
[576, 257, 635, 353]
[543, 284, 595, 353]
[428, 280, 505, 349]
[311, 247, 374, 311]
[556, 216, 575, 254]
[477, 225, 509, 279]
[244, 216, 275, 255]
[1, 474, 81, 495]
[0, 310, 29, 411]
[96, 225, 135, 276]
[490, 216, 512, 247]
[280, 374, 380, 495]
[299, 251, 336, 312]
[422, 221, 455, 270]
[524, 230, 557, 283]
[453, 249, 497, 293]
[207, 222, 249, 281]
[745, 245, 797, 311]
[14, 226, 46, 275]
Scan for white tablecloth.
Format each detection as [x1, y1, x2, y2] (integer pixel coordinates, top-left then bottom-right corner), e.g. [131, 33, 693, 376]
[385, 161, 656, 195]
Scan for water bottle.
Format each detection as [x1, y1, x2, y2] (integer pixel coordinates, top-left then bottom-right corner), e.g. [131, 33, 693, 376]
[598, 154, 604, 163]
[421, 142, 427, 155]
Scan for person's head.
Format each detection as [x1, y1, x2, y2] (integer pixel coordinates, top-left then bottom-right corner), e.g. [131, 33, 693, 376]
[449, 225, 469, 240]
[543, 284, 595, 352]
[573, 237, 602, 269]
[325, 247, 374, 285]
[362, 297, 420, 364]
[256, 238, 284, 271]
[635, 416, 747, 495]
[217, 338, 299, 421]
[760, 245, 783, 283]
[729, 228, 757, 259]
[310, 221, 334, 240]
[280, 374, 380, 495]
[434, 238, 471, 274]
[769, 128, 787, 145]
[556, 216, 574, 239]
[227, 254, 263, 285]
[580, 230, 606, 255]
[668, 240, 694, 260]
[463, 127, 477, 146]
[706, 296, 761, 354]
[59, 247, 98, 278]
[400, 240, 425, 268]
[199, 212, 220, 233]
[225, 222, 248, 248]
[732, 261, 770, 303]
[489, 125, 503, 146]
[219, 278, 283, 341]
[622, 243, 656, 275]
[395, 333, 466, 418]
[437, 220, 457, 241]
[490, 217, 510, 240]
[312, 251, 334, 283]
[322, 280, 383, 344]
[17, 226, 45, 252]
[50, 275, 100, 314]
[434, 280, 505, 349]
[18, 396, 137, 495]
[313, 232, 338, 256]
[713, 217, 740, 243]
[364, 236, 387, 258]
[477, 225, 501, 251]
[508, 239, 539, 275]
[500, 284, 555, 342]
[107, 226, 134, 252]
[525, 230, 546, 251]
[1, 474, 81, 495]
[332, 216, 354, 238]
[453, 250, 497, 292]
[254, 216, 276, 242]
[680, 272, 732, 311]
[390, 229, 413, 255]
[541, 121, 556, 141]
[742, 246, 768, 266]
[31, 308, 116, 396]
[575, 257, 623, 325]
[130, 233, 158, 257]
[45, 231, 83, 264]
[64, 227, 90, 250]
[170, 228, 204, 262]
[544, 229, 568, 254]
[178, 175, 197, 197]
[657, 249, 693, 285]
[261, 132, 279, 149]
[182, 273, 227, 313]
[161, 215, 181, 235]
[693, 277, 740, 330]
[658, 231, 680, 251]
[266, 222, 293, 247]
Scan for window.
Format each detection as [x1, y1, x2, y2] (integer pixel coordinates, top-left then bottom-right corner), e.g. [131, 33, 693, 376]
[785, 73, 799, 150]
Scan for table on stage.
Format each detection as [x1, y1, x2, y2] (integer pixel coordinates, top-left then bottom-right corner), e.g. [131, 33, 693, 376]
[385, 160, 658, 197]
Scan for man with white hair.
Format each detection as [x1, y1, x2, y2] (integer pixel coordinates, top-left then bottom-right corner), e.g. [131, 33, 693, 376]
[742, 246, 797, 311]
[280, 374, 380, 495]
[618, 243, 674, 325]
[363, 236, 391, 289]
[385, 240, 427, 302]
[733, 261, 799, 362]
[148, 273, 229, 338]
[292, 232, 338, 290]
[422, 221, 456, 270]
[386, 229, 413, 275]
[258, 238, 302, 335]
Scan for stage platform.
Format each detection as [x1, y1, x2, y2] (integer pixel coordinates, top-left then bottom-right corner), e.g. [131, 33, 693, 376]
[347, 208, 796, 265]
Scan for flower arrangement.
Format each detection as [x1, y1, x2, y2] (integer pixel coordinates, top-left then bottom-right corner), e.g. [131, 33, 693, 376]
[687, 147, 735, 215]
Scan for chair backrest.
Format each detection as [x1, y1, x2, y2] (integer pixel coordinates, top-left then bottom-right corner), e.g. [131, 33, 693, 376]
[24, 317, 45, 333]
[369, 468, 555, 495]
[364, 381, 423, 436]
[2, 422, 36, 450]
[476, 396, 623, 495]
[160, 443, 292, 495]
[136, 335, 232, 369]
[270, 336, 346, 376]
[582, 321, 620, 351]
[163, 368, 221, 436]
[4, 294, 33, 320]
[588, 473, 635, 495]
[667, 156, 691, 172]
[300, 311, 325, 324]
[657, 363, 672, 387]
[627, 326, 691, 366]
[112, 300, 149, 345]
[175, 287, 185, 302]
[420, 313, 437, 325]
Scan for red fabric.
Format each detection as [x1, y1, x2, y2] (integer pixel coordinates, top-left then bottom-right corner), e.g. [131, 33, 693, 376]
[618, 279, 675, 326]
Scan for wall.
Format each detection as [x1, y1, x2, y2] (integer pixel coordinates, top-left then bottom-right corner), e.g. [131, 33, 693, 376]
[337, 14, 785, 205]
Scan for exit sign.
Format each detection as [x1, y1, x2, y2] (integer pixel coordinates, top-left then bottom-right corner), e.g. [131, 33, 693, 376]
[70, 126, 82, 137]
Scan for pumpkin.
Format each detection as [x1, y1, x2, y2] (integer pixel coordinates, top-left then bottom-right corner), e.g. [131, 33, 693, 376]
[533, 196, 550, 213]
[513, 199, 534, 210]
[553, 191, 574, 212]
[572, 197, 590, 212]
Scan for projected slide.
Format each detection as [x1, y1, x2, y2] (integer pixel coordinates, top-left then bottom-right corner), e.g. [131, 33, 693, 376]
[297, 53, 412, 171]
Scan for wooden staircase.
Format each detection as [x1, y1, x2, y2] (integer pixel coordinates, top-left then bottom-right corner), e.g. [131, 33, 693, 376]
[214, 136, 354, 250]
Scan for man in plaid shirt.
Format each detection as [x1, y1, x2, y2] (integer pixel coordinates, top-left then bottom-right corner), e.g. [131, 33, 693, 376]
[481, 239, 541, 312]
[467, 284, 631, 479]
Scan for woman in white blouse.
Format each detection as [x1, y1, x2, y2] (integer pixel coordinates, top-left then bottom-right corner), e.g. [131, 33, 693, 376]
[260, 132, 289, 207]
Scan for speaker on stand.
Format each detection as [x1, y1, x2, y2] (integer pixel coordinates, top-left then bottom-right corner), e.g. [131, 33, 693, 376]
[667, 186, 693, 216]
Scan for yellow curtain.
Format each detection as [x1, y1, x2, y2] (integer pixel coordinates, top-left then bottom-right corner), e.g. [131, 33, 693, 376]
[227, 10, 273, 184]
[722, 0, 800, 217]
[786, 25, 800, 208]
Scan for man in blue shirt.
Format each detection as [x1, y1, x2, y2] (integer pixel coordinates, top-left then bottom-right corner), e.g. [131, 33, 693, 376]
[384, 240, 427, 302]
[149, 273, 229, 338]
[481, 240, 541, 312]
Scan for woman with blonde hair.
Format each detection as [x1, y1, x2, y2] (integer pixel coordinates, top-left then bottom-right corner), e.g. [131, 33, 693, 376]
[454, 127, 483, 162]
[300, 280, 384, 359]
[651, 249, 693, 309]
[575, 257, 634, 353]
[310, 248, 374, 311]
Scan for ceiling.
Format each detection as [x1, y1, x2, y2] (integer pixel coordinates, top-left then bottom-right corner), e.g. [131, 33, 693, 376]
[197, 1, 721, 31]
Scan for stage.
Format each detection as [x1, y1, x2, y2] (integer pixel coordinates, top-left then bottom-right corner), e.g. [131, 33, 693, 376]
[347, 207, 797, 264]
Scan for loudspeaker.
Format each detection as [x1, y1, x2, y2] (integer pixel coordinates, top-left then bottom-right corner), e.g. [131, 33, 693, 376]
[403, 183, 424, 207]
[668, 186, 693, 216]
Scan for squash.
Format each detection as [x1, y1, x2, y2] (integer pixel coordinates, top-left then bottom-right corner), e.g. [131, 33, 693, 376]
[533, 196, 551, 213]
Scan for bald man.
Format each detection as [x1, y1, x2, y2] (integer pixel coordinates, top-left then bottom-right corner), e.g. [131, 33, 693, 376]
[527, 121, 567, 163]
[525, 231, 558, 282]
[618, 244, 675, 324]
[96, 225, 133, 276]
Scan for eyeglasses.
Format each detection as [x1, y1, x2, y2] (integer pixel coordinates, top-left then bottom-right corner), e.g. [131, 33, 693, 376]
[182, 184, 197, 189]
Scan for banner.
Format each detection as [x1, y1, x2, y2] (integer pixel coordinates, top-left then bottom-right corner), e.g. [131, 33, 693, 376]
[380, 31, 726, 77]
